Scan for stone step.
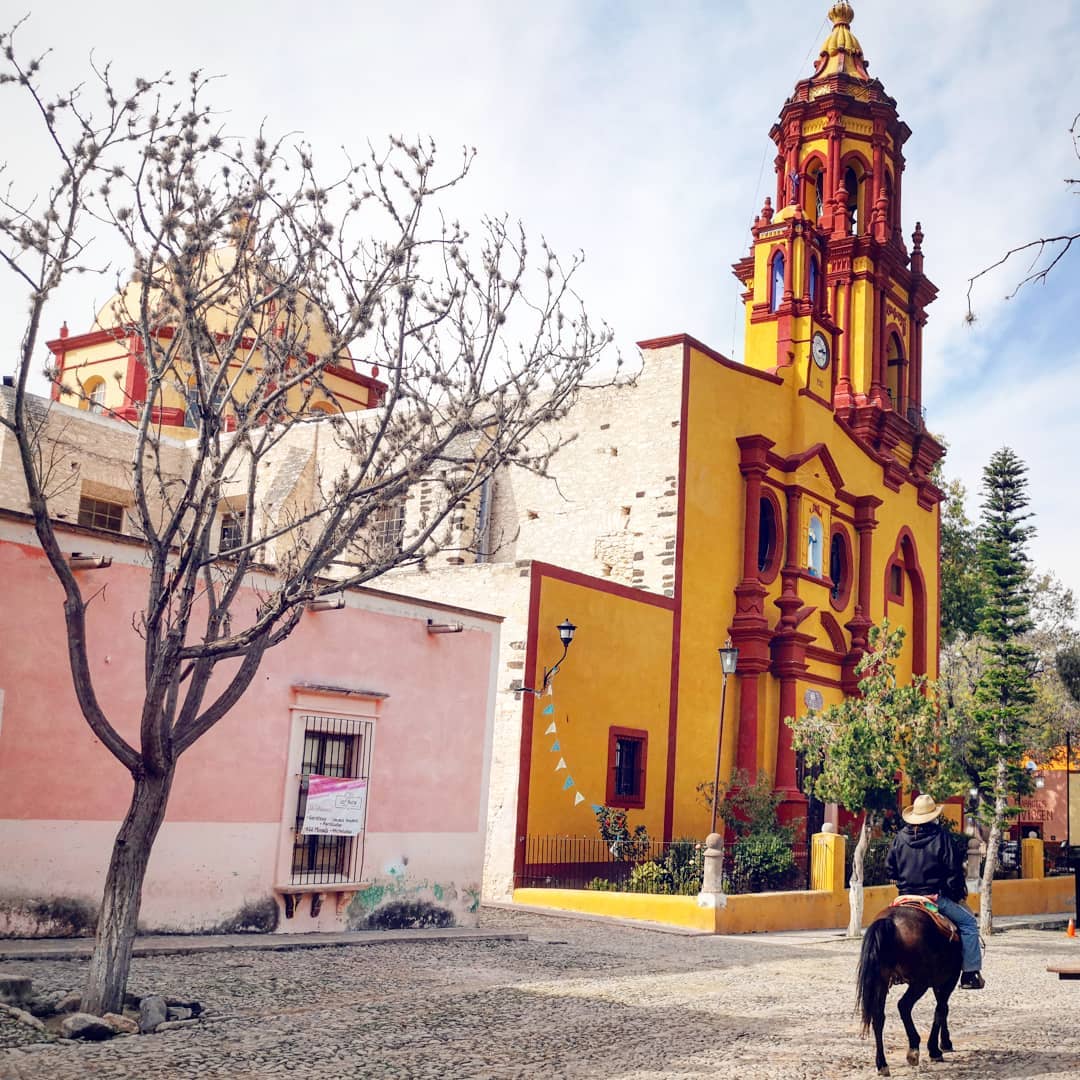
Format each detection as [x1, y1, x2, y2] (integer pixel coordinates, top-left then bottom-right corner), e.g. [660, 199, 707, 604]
[0, 973, 32, 1005]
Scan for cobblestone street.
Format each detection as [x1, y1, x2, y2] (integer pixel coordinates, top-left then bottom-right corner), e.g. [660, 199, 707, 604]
[3, 908, 1080, 1079]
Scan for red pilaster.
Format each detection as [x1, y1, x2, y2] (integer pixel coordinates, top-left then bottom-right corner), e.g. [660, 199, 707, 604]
[731, 435, 775, 776]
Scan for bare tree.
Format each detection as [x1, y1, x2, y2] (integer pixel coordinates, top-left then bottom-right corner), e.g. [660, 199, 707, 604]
[0, 25, 613, 1013]
[966, 111, 1080, 317]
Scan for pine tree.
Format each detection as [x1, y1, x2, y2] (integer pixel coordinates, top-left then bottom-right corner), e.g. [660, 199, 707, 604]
[972, 447, 1037, 936]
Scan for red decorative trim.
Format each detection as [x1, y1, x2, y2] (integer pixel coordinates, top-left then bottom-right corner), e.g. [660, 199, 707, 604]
[662, 341, 692, 841]
[882, 527, 928, 676]
[605, 726, 648, 809]
[807, 642, 845, 666]
[773, 442, 847, 499]
[527, 561, 676, 611]
[828, 523, 854, 611]
[798, 384, 834, 410]
[513, 566, 545, 886]
[636, 333, 784, 386]
[818, 611, 847, 653]
[801, 671, 847, 691]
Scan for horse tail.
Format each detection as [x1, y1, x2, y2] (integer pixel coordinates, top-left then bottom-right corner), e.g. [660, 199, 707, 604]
[856, 915, 895, 1035]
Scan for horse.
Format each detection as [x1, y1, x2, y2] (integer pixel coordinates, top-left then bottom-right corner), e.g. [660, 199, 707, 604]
[855, 904, 962, 1076]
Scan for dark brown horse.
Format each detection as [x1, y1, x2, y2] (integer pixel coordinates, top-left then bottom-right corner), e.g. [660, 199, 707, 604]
[856, 905, 962, 1075]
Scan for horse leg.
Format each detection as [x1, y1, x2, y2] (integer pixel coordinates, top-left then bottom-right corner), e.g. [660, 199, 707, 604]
[872, 994, 890, 1077]
[931, 984, 954, 1058]
[897, 983, 926, 1067]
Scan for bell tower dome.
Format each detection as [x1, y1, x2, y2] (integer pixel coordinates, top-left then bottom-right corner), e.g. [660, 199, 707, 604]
[733, 1, 942, 486]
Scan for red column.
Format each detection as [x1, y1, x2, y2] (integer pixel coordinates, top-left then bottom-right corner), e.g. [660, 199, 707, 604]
[732, 436, 775, 777]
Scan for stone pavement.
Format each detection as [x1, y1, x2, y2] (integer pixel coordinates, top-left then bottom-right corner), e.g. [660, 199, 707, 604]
[2, 906, 1080, 1078]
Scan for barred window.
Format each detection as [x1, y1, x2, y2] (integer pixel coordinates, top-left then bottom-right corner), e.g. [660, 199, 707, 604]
[78, 495, 123, 533]
[606, 727, 647, 809]
[291, 714, 373, 885]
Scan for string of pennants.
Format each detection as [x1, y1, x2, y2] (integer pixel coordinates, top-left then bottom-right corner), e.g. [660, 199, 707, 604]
[539, 684, 601, 815]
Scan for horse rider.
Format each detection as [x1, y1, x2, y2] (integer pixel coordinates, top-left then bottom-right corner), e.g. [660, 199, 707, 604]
[885, 793, 984, 990]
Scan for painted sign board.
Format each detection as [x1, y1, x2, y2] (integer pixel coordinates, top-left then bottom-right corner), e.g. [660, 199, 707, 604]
[301, 775, 367, 836]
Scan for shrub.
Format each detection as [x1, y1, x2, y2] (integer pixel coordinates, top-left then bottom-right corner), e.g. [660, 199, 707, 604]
[731, 833, 797, 893]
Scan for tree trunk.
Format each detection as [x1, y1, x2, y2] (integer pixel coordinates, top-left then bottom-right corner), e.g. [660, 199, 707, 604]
[82, 768, 175, 1015]
[979, 756, 1008, 939]
[848, 813, 870, 938]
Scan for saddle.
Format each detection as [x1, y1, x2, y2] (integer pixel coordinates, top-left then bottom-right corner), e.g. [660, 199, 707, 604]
[890, 894, 959, 943]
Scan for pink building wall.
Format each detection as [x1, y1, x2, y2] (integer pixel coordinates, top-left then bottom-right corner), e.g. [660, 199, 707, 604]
[0, 518, 500, 935]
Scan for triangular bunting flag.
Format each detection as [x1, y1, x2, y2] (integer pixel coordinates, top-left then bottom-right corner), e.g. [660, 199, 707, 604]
[563, 775, 575, 791]
[542, 703, 555, 716]
[546, 683, 554, 697]
[591, 804, 603, 813]
[555, 757, 567, 771]
[544, 721, 557, 736]
[573, 792, 585, 805]
[549, 740, 560, 752]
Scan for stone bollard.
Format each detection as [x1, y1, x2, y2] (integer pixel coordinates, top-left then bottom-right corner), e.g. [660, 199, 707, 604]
[1021, 836, 1045, 880]
[697, 833, 728, 909]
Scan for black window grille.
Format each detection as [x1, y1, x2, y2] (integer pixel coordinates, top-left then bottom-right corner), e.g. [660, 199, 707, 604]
[78, 495, 124, 533]
[613, 737, 643, 799]
[291, 714, 373, 885]
[220, 511, 246, 553]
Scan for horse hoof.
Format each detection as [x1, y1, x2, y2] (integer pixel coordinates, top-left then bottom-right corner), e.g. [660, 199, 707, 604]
[907, 1049, 920, 1066]
[929, 1054, 944, 1063]
[940, 1043, 954, 1054]
[878, 1069, 890, 1077]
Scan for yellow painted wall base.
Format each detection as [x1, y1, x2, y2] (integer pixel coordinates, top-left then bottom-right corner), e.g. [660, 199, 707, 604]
[513, 877, 1076, 935]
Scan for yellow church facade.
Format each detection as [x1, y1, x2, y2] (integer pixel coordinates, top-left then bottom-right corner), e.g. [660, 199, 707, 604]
[514, 2, 943, 871]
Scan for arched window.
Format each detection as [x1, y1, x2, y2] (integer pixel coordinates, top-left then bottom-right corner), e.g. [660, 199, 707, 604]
[807, 515, 824, 577]
[886, 333, 904, 411]
[883, 171, 894, 233]
[770, 251, 785, 313]
[815, 170, 825, 222]
[758, 497, 776, 573]
[86, 379, 106, 415]
[845, 167, 860, 235]
[808, 256, 821, 310]
[829, 527, 852, 609]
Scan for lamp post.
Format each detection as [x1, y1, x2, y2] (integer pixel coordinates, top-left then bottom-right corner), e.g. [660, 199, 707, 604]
[517, 618, 577, 696]
[710, 639, 740, 836]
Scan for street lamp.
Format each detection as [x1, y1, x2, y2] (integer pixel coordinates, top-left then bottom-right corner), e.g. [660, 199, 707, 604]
[517, 618, 577, 696]
[710, 638, 740, 836]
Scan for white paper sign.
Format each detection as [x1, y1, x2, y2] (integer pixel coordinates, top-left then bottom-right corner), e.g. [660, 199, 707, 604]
[301, 775, 367, 836]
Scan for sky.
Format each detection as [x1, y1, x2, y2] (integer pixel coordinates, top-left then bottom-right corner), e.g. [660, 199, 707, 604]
[3, 0, 1079, 606]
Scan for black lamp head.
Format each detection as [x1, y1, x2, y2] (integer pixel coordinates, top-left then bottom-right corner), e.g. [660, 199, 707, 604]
[557, 618, 577, 647]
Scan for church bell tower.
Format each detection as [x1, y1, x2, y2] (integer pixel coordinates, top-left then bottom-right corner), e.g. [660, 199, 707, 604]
[733, 1, 943, 488]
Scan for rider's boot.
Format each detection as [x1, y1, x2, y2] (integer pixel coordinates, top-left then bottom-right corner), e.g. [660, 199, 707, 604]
[959, 970, 985, 990]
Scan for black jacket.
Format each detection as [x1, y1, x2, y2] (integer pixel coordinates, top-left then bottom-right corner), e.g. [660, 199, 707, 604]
[885, 822, 966, 901]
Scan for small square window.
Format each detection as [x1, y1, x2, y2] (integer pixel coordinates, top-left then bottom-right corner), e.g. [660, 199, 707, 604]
[78, 495, 123, 533]
[606, 727, 648, 809]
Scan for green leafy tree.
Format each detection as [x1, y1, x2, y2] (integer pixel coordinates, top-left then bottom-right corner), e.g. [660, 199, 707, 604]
[787, 623, 951, 937]
[969, 447, 1038, 936]
[940, 477, 985, 644]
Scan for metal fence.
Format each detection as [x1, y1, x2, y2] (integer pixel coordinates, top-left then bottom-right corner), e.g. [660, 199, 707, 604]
[517, 835, 809, 895]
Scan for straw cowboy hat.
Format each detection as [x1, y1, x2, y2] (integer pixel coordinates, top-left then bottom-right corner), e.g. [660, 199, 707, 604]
[902, 794, 945, 825]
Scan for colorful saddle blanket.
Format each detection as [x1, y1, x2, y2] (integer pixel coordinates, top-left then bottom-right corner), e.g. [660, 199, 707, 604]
[890, 894, 959, 943]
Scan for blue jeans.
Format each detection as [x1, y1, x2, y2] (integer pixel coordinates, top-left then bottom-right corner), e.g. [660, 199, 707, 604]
[935, 895, 982, 972]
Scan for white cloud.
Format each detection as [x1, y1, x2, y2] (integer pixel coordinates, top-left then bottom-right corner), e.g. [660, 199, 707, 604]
[3, 0, 1078, 605]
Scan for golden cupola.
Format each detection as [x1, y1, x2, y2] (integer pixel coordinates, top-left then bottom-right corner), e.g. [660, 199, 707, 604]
[813, 2, 870, 81]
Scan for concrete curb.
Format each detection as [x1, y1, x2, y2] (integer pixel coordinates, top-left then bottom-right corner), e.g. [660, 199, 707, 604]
[0, 928, 528, 963]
